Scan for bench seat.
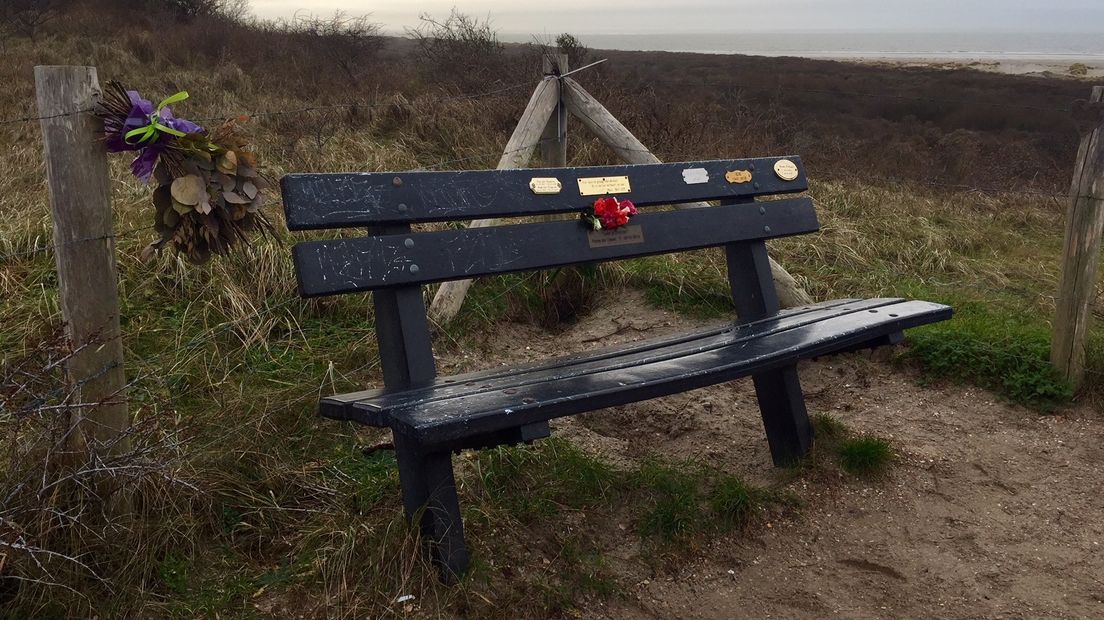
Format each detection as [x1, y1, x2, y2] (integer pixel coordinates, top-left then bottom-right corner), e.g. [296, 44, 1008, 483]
[323, 298, 950, 445]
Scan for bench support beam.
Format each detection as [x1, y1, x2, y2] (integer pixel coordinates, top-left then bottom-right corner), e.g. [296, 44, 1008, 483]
[393, 433, 470, 582]
[726, 240, 812, 465]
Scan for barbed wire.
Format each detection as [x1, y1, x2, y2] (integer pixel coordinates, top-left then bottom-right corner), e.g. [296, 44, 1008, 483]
[0, 80, 536, 128]
[816, 171, 1068, 200]
[0, 224, 155, 264]
[1, 72, 1092, 128]
[620, 77, 1075, 114]
[0, 107, 95, 126]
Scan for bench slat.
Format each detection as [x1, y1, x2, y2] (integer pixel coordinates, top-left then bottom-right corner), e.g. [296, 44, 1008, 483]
[282, 157, 808, 229]
[369, 299, 951, 444]
[321, 298, 869, 423]
[293, 197, 817, 297]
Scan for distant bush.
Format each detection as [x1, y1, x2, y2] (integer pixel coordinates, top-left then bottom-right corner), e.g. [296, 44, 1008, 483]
[408, 10, 508, 89]
[160, 0, 249, 21]
[0, 0, 58, 39]
[555, 32, 592, 69]
[288, 11, 384, 87]
[1069, 63, 1089, 77]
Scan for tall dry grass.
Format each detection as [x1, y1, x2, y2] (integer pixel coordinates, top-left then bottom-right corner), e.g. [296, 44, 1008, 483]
[0, 2, 1100, 616]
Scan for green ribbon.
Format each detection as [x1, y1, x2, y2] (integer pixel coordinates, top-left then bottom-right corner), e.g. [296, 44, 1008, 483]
[124, 91, 190, 146]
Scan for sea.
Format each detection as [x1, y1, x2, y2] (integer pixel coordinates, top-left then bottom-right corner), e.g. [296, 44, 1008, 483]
[499, 31, 1104, 62]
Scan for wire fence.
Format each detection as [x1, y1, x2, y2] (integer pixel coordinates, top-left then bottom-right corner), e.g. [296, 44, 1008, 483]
[3, 67, 1101, 380]
[0, 69, 1093, 127]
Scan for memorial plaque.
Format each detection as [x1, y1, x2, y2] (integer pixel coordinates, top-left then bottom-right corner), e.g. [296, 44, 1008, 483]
[773, 159, 800, 181]
[529, 177, 563, 194]
[725, 170, 753, 184]
[587, 224, 644, 248]
[578, 175, 631, 196]
[682, 168, 710, 184]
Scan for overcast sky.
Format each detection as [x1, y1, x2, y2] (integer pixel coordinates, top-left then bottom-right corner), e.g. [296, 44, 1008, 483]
[248, 1, 1104, 34]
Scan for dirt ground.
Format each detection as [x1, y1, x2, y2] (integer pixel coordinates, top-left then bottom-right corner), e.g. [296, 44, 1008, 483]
[455, 290, 1104, 619]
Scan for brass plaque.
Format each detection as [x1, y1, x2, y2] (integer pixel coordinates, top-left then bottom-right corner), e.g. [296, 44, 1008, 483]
[588, 225, 644, 249]
[726, 170, 753, 184]
[773, 159, 800, 181]
[529, 177, 562, 194]
[578, 175, 631, 196]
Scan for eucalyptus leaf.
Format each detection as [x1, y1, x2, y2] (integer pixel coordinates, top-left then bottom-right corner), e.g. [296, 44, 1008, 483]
[163, 207, 181, 228]
[171, 199, 193, 215]
[217, 173, 235, 192]
[171, 175, 206, 206]
[223, 191, 250, 205]
[217, 151, 238, 174]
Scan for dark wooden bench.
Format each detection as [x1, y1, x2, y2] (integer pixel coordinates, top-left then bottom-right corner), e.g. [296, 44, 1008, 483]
[281, 156, 952, 581]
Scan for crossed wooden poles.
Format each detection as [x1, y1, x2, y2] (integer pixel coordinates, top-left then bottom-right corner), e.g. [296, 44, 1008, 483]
[428, 56, 812, 324]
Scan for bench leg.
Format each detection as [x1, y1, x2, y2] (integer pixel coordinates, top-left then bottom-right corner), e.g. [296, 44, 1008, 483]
[393, 433, 470, 582]
[751, 365, 812, 466]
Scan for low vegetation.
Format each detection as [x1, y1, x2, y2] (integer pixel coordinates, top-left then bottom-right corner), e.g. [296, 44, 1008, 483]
[0, 0, 1100, 616]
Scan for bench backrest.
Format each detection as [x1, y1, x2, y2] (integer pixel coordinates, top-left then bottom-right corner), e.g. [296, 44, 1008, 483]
[282, 157, 817, 390]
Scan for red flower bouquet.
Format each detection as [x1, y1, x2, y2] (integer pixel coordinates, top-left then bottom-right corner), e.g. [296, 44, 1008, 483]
[583, 196, 638, 231]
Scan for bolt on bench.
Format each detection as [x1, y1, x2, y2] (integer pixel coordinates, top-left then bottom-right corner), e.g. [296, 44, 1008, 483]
[281, 157, 952, 580]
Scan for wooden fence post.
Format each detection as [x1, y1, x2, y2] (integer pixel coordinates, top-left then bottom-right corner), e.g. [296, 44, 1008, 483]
[428, 75, 560, 324]
[561, 77, 813, 308]
[1052, 85, 1104, 391]
[540, 53, 569, 168]
[34, 65, 130, 456]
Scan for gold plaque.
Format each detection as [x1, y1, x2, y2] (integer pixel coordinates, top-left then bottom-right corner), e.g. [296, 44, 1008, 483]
[726, 170, 753, 184]
[577, 175, 631, 196]
[773, 159, 800, 181]
[588, 225, 644, 249]
[529, 177, 562, 195]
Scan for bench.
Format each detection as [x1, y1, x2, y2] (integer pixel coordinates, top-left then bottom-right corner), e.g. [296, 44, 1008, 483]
[281, 156, 952, 581]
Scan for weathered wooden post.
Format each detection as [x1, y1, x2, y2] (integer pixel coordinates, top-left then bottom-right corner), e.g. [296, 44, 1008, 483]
[427, 65, 814, 324]
[34, 65, 130, 455]
[561, 77, 814, 308]
[1052, 85, 1104, 392]
[540, 53, 569, 168]
[428, 74, 560, 324]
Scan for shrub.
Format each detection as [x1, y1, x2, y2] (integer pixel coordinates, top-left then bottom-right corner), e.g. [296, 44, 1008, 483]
[288, 11, 383, 88]
[903, 299, 1073, 410]
[555, 32, 592, 69]
[0, 0, 57, 39]
[408, 10, 508, 90]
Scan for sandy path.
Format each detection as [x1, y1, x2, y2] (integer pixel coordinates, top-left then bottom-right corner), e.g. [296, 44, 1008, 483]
[469, 291, 1104, 619]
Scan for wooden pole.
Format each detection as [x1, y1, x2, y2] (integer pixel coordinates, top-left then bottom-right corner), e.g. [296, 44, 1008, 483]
[1051, 85, 1104, 391]
[540, 54, 569, 168]
[428, 77, 560, 323]
[561, 77, 813, 308]
[34, 66, 130, 456]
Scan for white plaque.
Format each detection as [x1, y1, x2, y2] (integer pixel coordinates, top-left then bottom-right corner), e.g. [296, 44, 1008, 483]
[682, 168, 710, 185]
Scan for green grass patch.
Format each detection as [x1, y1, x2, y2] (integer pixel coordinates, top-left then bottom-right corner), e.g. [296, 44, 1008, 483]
[837, 436, 895, 476]
[811, 413, 896, 478]
[633, 460, 702, 538]
[708, 475, 769, 529]
[476, 438, 787, 559]
[894, 287, 1073, 410]
[478, 437, 618, 520]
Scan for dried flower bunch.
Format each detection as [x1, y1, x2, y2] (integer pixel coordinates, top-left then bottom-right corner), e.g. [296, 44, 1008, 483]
[96, 81, 274, 263]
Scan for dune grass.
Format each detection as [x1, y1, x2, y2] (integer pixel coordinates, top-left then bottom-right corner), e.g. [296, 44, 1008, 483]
[1, 7, 1100, 618]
